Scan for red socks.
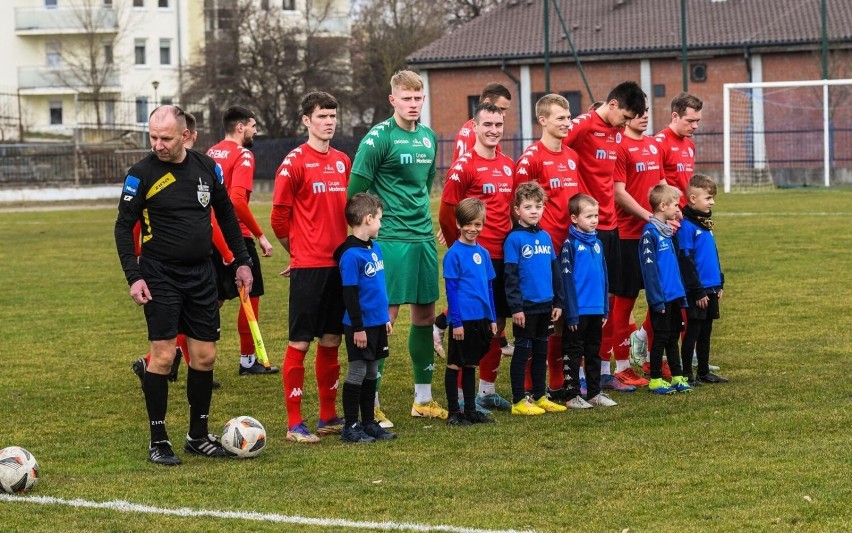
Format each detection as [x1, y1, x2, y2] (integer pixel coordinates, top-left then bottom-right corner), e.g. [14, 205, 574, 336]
[611, 296, 637, 361]
[547, 335, 563, 389]
[283, 345, 307, 429]
[315, 345, 340, 423]
[479, 338, 502, 383]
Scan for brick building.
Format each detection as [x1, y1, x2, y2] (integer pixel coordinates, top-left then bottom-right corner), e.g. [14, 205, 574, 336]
[407, 0, 852, 182]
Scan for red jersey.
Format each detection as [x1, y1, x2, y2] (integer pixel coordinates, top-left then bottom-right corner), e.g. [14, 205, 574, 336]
[513, 140, 583, 247]
[271, 143, 351, 268]
[207, 139, 258, 238]
[614, 135, 663, 239]
[563, 111, 623, 230]
[442, 149, 514, 258]
[654, 126, 696, 206]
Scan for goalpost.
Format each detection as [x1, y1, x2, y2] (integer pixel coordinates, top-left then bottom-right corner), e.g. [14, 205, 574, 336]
[723, 78, 852, 192]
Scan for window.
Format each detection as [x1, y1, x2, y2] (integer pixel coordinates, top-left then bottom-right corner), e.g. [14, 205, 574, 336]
[46, 42, 62, 68]
[261, 0, 269, 9]
[103, 0, 113, 7]
[158, 0, 169, 7]
[136, 97, 149, 123]
[103, 42, 113, 64]
[467, 95, 479, 119]
[105, 100, 116, 126]
[134, 39, 146, 65]
[530, 91, 582, 123]
[282, 0, 295, 10]
[133, 0, 143, 7]
[49, 101, 63, 125]
[160, 97, 173, 106]
[159, 39, 171, 65]
[45, 0, 58, 8]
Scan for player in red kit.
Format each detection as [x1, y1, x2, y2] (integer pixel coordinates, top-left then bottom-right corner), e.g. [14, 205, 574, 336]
[207, 106, 278, 376]
[434, 83, 514, 360]
[270, 92, 351, 443]
[514, 94, 582, 401]
[611, 102, 666, 388]
[440, 101, 515, 413]
[654, 92, 703, 205]
[563, 81, 645, 393]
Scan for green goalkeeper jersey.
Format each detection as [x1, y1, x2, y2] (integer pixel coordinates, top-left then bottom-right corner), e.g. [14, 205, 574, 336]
[350, 117, 437, 242]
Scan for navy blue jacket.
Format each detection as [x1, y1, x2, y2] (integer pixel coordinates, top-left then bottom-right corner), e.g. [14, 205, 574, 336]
[639, 221, 687, 312]
[560, 226, 609, 326]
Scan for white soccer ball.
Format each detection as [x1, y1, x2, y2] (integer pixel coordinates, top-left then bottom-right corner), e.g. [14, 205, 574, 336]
[0, 446, 40, 494]
[221, 416, 266, 458]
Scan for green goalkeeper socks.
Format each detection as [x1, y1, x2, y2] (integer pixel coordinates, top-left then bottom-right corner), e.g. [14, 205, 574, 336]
[409, 324, 435, 385]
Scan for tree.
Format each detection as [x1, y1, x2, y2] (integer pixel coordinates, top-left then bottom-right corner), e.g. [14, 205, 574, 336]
[349, 0, 502, 129]
[52, 0, 126, 129]
[185, 0, 351, 138]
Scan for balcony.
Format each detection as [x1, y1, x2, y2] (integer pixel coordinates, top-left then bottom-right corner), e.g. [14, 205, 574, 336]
[15, 7, 118, 35]
[18, 66, 120, 93]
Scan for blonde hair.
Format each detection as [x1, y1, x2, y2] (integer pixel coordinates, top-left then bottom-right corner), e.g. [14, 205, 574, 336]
[535, 94, 570, 119]
[455, 198, 486, 226]
[648, 184, 682, 211]
[390, 70, 424, 92]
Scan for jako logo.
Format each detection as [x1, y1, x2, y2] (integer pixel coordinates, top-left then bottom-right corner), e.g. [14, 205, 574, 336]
[400, 153, 413, 164]
[521, 244, 534, 258]
[288, 388, 303, 398]
[595, 149, 607, 160]
[312, 182, 327, 193]
[635, 162, 647, 172]
[482, 183, 496, 194]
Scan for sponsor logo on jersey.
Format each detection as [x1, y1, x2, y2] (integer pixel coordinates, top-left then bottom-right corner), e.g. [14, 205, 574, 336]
[460, 127, 471, 137]
[482, 183, 496, 194]
[364, 253, 385, 278]
[616, 132, 622, 143]
[400, 153, 413, 165]
[543, 160, 553, 166]
[323, 164, 335, 174]
[312, 182, 327, 193]
[123, 176, 140, 196]
[207, 149, 230, 159]
[503, 165, 512, 176]
[415, 153, 433, 164]
[305, 162, 320, 168]
[336, 161, 346, 173]
[595, 149, 607, 160]
[593, 132, 605, 137]
[677, 163, 685, 172]
[649, 144, 658, 154]
[520, 241, 552, 258]
[146, 173, 176, 199]
[423, 137, 432, 149]
[393, 139, 409, 144]
[549, 177, 561, 189]
[635, 162, 647, 172]
[472, 252, 482, 265]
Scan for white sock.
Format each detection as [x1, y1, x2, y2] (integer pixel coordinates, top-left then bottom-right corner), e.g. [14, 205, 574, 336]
[634, 327, 647, 341]
[615, 359, 631, 373]
[240, 354, 256, 368]
[457, 388, 464, 402]
[600, 359, 612, 376]
[374, 392, 381, 409]
[478, 379, 496, 397]
[414, 384, 432, 404]
[578, 367, 586, 381]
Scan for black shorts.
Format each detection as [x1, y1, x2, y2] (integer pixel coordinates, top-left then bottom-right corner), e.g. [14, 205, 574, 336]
[491, 259, 511, 318]
[613, 238, 643, 298]
[344, 324, 389, 362]
[289, 267, 345, 341]
[447, 318, 495, 367]
[598, 228, 622, 295]
[685, 291, 721, 321]
[215, 237, 264, 301]
[139, 255, 220, 342]
[513, 311, 554, 341]
[649, 301, 685, 335]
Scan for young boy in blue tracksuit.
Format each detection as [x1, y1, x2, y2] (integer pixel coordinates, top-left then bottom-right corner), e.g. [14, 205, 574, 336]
[504, 182, 566, 415]
[677, 174, 728, 385]
[560, 194, 616, 409]
[639, 184, 692, 395]
[334, 193, 395, 443]
[442, 198, 498, 426]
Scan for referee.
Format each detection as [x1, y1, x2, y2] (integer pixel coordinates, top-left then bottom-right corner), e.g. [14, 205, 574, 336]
[115, 105, 253, 465]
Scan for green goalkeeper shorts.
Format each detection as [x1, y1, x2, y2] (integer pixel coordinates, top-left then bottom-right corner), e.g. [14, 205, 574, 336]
[378, 240, 439, 305]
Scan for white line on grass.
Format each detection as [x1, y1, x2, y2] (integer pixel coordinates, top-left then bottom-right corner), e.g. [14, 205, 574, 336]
[0, 494, 537, 533]
[716, 212, 852, 216]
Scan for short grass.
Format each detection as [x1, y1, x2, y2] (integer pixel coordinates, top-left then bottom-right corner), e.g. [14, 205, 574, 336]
[1, 189, 851, 532]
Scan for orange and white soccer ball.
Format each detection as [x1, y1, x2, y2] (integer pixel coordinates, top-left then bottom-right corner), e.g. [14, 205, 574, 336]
[221, 416, 266, 459]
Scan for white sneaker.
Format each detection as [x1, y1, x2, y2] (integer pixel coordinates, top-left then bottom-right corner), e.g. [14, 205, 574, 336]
[432, 324, 445, 359]
[566, 396, 593, 409]
[692, 351, 721, 371]
[500, 342, 515, 357]
[587, 393, 618, 407]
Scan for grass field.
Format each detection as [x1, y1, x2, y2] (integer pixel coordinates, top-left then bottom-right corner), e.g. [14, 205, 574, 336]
[1, 189, 851, 532]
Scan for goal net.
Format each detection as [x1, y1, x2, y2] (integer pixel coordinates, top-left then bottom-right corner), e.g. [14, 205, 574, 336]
[723, 79, 852, 191]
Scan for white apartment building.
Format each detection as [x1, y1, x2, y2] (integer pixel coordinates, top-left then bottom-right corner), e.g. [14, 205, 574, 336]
[2, 0, 197, 138]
